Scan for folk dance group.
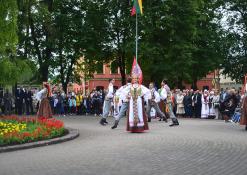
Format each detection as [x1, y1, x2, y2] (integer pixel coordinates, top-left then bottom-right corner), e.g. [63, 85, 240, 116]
[35, 79, 247, 132]
[99, 75, 179, 133]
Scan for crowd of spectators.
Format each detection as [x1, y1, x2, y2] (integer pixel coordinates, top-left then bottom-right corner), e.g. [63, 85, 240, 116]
[0, 86, 243, 123]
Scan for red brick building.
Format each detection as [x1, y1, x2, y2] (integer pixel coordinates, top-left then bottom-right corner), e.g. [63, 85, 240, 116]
[183, 70, 220, 90]
[87, 63, 122, 91]
[69, 62, 123, 94]
[71, 61, 220, 94]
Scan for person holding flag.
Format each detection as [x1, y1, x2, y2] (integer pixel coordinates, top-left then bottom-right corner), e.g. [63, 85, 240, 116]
[120, 57, 151, 132]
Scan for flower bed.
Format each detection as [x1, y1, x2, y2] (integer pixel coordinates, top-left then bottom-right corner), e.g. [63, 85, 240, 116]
[0, 116, 65, 146]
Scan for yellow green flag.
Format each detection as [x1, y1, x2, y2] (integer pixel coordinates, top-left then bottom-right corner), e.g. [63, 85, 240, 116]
[131, 0, 143, 15]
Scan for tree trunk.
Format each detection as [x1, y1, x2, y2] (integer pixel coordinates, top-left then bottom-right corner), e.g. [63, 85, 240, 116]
[177, 77, 183, 90]
[118, 53, 126, 85]
[62, 82, 67, 94]
[192, 78, 198, 90]
[40, 65, 49, 82]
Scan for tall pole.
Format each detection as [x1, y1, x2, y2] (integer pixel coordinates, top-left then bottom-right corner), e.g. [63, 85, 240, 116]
[135, 12, 138, 62]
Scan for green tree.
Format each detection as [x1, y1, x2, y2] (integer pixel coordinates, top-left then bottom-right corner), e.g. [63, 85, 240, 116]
[0, 0, 32, 85]
[137, 0, 225, 88]
[17, 0, 54, 82]
[220, 0, 247, 83]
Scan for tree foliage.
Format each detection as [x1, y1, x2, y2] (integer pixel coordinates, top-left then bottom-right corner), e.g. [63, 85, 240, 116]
[11, 0, 240, 89]
[220, 0, 247, 83]
[0, 0, 33, 86]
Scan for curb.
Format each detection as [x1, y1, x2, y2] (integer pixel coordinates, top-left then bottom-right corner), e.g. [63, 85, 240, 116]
[0, 128, 79, 153]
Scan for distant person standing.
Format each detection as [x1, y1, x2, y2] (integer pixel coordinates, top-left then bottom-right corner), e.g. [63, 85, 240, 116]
[176, 91, 185, 117]
[213, 90, 220, 119]
[25, 88, 34, 115]
[100, 79, 115, 125]
[3, 90, 12, 115]
[15, 87, 24, 115]
[222, 89, 238, 122]
[201, 90, 209, 119]
[193, 90, 202, 118]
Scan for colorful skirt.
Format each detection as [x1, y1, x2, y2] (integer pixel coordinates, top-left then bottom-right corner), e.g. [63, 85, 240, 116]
[37, 98, 53, 119]
[127, 99, 149, 133]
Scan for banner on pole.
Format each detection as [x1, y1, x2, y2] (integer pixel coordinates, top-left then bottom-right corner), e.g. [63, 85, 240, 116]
[131, 57, 143, 84]
[131, 0, 143, 16]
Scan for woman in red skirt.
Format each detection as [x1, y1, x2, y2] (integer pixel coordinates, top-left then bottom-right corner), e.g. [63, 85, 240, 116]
[240, 95, 247, 131]
[37, 82, 53, 119]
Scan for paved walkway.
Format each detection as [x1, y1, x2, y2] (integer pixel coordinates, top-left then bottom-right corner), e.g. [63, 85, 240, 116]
[0, 116, 247, 175]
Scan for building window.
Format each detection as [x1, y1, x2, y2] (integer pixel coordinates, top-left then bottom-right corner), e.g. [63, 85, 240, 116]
[111, 60, 118, 74]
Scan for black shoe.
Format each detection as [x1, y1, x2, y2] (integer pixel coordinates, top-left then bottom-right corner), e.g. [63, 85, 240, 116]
[169, 118, 179, 127]
[158, 118, 162, 121]
[111, 120, 119, 129]
[245, 125, 247, 131]
[163, 117, 168, 123]
[104, 120, 109, 124]
[100, 118, 107, 126]
[148, 117, 151, 122]
[169, 123, 176, 127]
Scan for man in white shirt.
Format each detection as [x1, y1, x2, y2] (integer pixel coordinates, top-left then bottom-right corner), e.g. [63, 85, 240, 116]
[146, 82, 167, 122]
[111, 78, 132, 129]
[100, 79, 115, 125]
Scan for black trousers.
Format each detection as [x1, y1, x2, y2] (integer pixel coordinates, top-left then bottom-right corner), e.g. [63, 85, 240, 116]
[16, 100, 23, 115]
[195, 104, 201, 118]
[26, 101, 33, 115]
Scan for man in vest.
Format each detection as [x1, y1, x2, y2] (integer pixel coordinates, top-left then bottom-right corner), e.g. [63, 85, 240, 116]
[111, 77, 132, 129]
[100, 79, 115, 125]
[146, 82, 167, 122]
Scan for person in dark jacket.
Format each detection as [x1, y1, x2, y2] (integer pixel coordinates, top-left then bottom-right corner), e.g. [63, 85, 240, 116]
[25, 89, 34, 115]
[192, 90, 202, 118]
[184, 91, 193, 118]
[222, 89, 239, 122]
[3, 90, 12, 115]
[0, 96, 4, 115]
[15, 87, 24, 115]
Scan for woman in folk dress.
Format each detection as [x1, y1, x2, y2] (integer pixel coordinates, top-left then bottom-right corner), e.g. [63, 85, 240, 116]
[176, 91, 185, 117]
[123, 75, 151, 133]
[36, 82, 53, 119]
[201, 90, 209, 119]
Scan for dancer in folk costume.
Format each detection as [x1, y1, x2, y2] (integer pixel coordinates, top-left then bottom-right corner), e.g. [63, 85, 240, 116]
[113, 94, 121, 118]
[212, 90, 220, 119]
[111, 78, 132, 129]
[36, 82, 53, 119]
[208, 91, 216, 118]
[158, 80, 169, 121]
[176, 91, 185, 117]
[100, 78, 115, 125]
[146, 82, 167, 122]
[122, 75, 151, 132]
[201, 90, 209, 119]
[166, 90, 180, 126]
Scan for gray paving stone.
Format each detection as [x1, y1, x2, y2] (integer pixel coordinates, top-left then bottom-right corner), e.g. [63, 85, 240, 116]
[0, 116, 246, 175]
